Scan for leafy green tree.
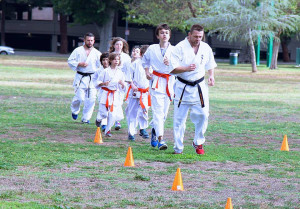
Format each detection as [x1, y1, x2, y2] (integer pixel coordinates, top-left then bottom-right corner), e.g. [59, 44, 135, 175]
[189, 0, 300, 72]
[120, 0, 209, 32]
[56, 0, 120, 52]
[270, 0, 300, 68]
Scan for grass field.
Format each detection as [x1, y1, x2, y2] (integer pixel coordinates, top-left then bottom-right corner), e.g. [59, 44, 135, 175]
[0, 55, 299, 208]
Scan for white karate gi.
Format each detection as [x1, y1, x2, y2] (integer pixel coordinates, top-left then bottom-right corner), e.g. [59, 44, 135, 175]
[93, 66, 126, 134]
[125, 58, 150, 136]
[142, 43, 175, 138]
[68, 46, 101, 122]
[93, 65, 107, 126]
[170, 38, 217, 153]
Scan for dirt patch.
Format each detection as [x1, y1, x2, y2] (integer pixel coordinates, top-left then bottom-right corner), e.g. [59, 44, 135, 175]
[1, 161, 298, 207]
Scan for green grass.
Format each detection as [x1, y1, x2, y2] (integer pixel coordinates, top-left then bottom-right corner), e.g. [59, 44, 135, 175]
[0, 57, 299, 208]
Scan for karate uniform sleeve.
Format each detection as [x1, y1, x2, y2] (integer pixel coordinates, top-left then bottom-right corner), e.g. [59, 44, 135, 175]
[93, 68, 106, 90]
[67, 49, 80, 72]
[169, 46, 182, 75]
[141, 48, 150, 69]
[118, 71, 126, 93]
[205, 48, 217, 71]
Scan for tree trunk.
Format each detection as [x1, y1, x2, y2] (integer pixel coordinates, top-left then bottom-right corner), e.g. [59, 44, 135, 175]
[248, 29, 257, 73]
[270, 39, 280, 69]
[1, 0, 6, 45]
[59, 14, 68, 54]
[97, 10, 115, 52]
[281, 41, 290, 62]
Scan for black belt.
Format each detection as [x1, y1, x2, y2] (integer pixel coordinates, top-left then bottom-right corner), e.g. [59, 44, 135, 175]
[77, 71, 94, 98]
[177, 76, 205, 108]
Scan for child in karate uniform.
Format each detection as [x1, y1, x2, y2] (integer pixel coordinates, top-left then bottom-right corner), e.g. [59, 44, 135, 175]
[93, 52, 109, 132]
[109, 37, 131, 130]
[125, 45, 150, 141]
[94, 53, 126, 137]
[142, 24, 175, 150]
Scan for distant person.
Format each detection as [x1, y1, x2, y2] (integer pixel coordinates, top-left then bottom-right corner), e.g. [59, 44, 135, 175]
[93, 52, 110, 132]
[142, 23, 175, 150]
[125, 45, 150, 141]
[170, 24, 217, 155]
[109, 37, 132, 130]
[68, 32, 101, 124]
[131, 45, 141, 62]
[94, 53, 126, 137]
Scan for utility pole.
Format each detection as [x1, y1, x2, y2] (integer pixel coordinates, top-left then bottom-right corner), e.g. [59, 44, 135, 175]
[1, 0, 6, 45]
[266, 0, 274, 68]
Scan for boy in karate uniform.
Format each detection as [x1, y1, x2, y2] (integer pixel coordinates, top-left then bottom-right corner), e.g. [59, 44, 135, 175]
[142, 24, 175, 150]
[94, 53, 126, 137]
[93, 52, 109, 132]
[125, 45, 150, 141]
[68, 32, 101, 124]
[170, 24, 217, 154]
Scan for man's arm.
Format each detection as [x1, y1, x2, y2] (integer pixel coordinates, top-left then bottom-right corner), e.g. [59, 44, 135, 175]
[207, 68, 215, 86]
[170, 64, 196, 74]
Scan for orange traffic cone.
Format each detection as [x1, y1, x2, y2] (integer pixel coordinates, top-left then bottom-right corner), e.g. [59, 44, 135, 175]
[280, 135, 289, 151]
[94, 127, 103, 144]
[124, 147, 135, 167]
[225, 197, 233, 209]
[171, 168, 184, 191]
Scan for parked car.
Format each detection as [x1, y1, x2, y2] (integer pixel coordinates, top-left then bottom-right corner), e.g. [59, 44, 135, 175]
[0, 46, 15, 55]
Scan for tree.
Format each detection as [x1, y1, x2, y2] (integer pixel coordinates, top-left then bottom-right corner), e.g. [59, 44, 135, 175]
[120, 0, 210, 32]
[52, 0, 72, 54]
[189, 0, 299, 72]
[270, 0, 300, 69]
[57, 0, 120, 52]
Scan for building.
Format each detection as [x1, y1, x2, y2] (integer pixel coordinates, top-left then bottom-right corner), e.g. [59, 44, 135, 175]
[1, 2, 299, 61]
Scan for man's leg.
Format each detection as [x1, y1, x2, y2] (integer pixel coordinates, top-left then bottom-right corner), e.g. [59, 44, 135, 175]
[190, 104, 209, 146]
[82, 88, 97, 122]
[70, 88, 85, 118]
[173, 101, 190, 154]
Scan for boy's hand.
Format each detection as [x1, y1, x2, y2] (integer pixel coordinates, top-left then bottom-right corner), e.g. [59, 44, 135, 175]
[100, 81, 110, 86]
[163, 57, 169, 66]
[119, 80, 125, 89]
[131, 83, 138, 92]
[78, 62, 88, 67]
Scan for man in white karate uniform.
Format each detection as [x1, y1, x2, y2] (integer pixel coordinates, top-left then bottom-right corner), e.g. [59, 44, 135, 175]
[68, 32, 101, 124]
[170, 24, 217, 154]
[142, 24, 175, 150]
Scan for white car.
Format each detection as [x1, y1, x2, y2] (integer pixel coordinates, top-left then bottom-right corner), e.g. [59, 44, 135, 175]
[0, 46, 15, 55]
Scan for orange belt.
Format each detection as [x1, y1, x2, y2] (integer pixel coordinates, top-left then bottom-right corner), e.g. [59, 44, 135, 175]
[152, 70, 172, 101]
[102, 87, 116, 112]
[125, 86, 151, 110]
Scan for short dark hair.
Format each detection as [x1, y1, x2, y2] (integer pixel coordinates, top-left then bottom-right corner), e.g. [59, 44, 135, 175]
[190, 24, 205, 41]
[100, 52, 109, 64]
[108, 52, 121, 66]
[155, 23, 171, 36]
[190, 24, 204, 33]
[84, 32, 95, 39]
[140, 45, 149, 56]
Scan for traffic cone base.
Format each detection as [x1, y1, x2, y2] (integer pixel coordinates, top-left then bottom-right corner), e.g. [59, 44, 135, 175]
[94, 127, 103, 144]
[172, 168, 184, 191]
[225, 197, 233, 209]
[280, 135, 289, 151]
[124, 147, 135, 167]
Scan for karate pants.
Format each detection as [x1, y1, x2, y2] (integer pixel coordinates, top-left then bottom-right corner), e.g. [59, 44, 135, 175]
[71, 87, 97, 121]
[97, 103, 124, 134]
[126, 97, 148, 136]
[150, 91, 170, 137]
[173, 100, 209, 153]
